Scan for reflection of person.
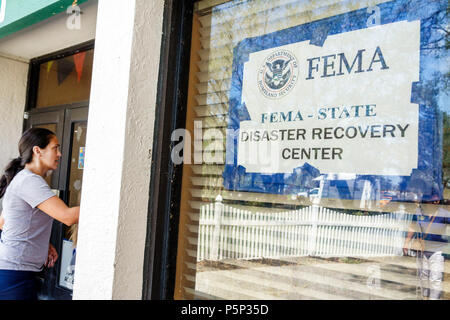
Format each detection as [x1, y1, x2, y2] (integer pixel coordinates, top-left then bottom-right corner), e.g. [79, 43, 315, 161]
[403, 194, 449, 300]
[0, 128, 80, 300]
[65, 224, 78, 289]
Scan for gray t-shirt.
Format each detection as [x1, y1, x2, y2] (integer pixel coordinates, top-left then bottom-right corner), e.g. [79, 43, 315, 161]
[0, 169, 56, 272]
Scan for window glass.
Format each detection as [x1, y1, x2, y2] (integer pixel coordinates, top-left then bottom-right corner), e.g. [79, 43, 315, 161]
[36, 49, 94, 108]
[175, 0, 449, 300]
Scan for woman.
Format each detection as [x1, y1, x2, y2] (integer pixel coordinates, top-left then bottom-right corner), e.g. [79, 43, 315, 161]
[0, 128, 79, 300]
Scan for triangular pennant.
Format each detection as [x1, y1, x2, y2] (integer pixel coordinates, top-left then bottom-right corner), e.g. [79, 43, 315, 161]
[73, 52, 87, 83]
[57, 58, 75, 85]
[46, 61, 54, 79]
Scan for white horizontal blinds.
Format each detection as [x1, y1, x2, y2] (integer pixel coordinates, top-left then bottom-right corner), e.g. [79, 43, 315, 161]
[195, 0, 233, 12]
[176, 0, 450, 300]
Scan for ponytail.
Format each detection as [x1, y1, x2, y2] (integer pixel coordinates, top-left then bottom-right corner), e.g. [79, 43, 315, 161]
[0, 127, 55, 199]
[0, 157, 25, 198]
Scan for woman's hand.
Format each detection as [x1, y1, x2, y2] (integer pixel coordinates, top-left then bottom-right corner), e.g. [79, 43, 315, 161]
[402, 240, 410, 256]
[45, 243, 59, 268]
[0, 212, 4, 230]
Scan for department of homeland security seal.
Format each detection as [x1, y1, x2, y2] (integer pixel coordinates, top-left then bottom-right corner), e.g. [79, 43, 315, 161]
[257, 49, 299, 99]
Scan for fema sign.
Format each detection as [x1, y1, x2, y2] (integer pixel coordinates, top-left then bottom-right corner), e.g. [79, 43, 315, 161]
[257, 50, 299, 99]
[239, 21, 416, 176]
[223, 0, 446, 200]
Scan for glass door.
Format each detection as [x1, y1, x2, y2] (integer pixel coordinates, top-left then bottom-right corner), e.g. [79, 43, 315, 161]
[25, 106, 88, 300]
[172, 0, 449, 300]
[26, 110, 65, 189]
[57, 107, 88, 292]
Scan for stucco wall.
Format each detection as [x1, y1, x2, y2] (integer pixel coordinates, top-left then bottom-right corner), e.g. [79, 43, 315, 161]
[73, 0, 164, 299]
[0, 55, 27, 210]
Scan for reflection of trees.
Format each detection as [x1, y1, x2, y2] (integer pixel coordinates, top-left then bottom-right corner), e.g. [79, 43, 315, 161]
[443, 113, 450, 190]
[199, 0, 450, 202]
[412, 2, 448, 199]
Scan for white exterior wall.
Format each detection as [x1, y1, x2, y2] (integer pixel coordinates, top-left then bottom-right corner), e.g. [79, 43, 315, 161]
[73, 0, 164, 299]
[0, 55, 28, 210]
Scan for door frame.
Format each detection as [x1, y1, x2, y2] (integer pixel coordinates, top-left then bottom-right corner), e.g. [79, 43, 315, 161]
[25, 102, 89, 192]
[24, 108, 65, 189]
[25, 40, 94, 111]
[59, 106, 89, 197]
[25, 104, 88, 300]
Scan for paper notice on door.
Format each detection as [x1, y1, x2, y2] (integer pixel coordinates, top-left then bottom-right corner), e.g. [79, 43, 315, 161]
[78, 147, 85, 169]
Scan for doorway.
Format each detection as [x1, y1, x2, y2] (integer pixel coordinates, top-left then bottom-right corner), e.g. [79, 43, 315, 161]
[22, 41, 93, 300]
[25, 104, 88, 300]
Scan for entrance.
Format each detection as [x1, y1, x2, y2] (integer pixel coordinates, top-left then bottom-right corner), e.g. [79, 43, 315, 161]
[25, 105, 88, 300]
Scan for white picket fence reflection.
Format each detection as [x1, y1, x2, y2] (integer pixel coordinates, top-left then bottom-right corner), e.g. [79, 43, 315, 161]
[197, 197, 412, 261]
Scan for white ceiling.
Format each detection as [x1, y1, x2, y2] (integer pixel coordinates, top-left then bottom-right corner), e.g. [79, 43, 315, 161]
[0, 0, 98, 62]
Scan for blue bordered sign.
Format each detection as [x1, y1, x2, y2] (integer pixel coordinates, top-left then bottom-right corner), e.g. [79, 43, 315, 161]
[223, 0, 447, 201]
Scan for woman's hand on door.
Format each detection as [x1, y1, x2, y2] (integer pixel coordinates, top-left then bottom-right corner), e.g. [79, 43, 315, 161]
[38, 196, 80, 226]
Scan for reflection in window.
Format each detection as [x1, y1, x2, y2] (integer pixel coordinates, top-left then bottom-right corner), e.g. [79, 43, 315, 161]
[59, 122, 87, 291]
[36, 49, 94, 108]
[33, 123, 57, 187]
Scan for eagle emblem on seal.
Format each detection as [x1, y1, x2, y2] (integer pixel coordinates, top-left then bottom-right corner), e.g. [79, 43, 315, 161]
[257, 50, 298, 99]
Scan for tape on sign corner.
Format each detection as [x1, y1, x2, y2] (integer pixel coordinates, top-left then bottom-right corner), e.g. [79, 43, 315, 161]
[410, 81, 432, 105]
[235, 103, 251, 122]
[290, 163, 321, 178]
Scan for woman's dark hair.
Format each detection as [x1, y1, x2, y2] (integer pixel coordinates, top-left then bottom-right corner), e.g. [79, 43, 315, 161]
[0, 128, 56, 198]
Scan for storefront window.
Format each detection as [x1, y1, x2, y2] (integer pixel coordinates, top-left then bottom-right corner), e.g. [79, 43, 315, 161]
[36, 49, 94, 108]
[174, 0, 449, 300]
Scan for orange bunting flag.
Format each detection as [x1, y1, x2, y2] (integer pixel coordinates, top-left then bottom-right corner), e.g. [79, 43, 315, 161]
[73, 52, 87, 83]
[57, 58, 75, 85]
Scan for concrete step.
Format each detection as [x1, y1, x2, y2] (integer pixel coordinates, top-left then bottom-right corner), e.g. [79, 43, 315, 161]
[193, 255, 450, 300]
